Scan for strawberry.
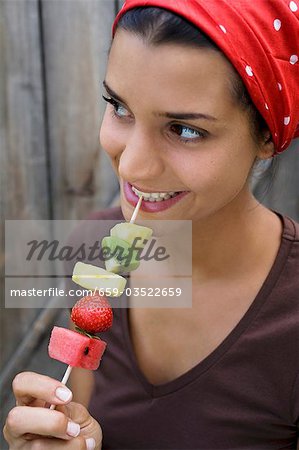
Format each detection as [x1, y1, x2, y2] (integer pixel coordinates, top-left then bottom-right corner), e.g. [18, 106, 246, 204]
[71, 294, 113, 334]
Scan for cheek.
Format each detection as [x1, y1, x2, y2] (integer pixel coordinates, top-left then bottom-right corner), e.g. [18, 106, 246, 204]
[99, 112, 123, 159]
[174, 148, 253, 197]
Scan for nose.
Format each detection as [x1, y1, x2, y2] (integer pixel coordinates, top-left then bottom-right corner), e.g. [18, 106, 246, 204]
[118, 126, 165, 182]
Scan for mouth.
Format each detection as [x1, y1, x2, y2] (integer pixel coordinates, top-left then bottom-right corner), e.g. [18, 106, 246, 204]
[123, 181, 190, 213]
[131, 184, 182, 201]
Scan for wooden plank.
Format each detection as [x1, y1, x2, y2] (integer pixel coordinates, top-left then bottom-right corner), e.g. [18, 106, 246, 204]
[0, 0, 51, 369]
[41, 0, 119, 219]
[0, 0, 50, 221]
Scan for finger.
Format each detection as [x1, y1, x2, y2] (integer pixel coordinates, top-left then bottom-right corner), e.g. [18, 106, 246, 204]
[63, 402, 102, 445]
[21, 436, 96, 450]
[63, 402, 91, 429]
[13, 372, 73, 406]
[5, 406, 81, 440]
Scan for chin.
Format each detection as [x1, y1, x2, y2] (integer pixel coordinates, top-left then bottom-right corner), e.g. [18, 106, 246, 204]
[119, 202, 132, 222]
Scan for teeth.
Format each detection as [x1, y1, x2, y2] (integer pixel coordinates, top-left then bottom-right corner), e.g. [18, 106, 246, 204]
[131, 185, 180, 202]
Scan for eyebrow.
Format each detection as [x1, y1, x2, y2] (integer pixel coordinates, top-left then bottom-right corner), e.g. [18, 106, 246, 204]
[103, 80, 218, 122]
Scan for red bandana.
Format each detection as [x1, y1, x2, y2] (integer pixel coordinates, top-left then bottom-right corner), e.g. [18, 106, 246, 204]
[113, 0, 299, 155]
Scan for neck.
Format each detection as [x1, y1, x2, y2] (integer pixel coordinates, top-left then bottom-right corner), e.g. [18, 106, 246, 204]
[192, 191, 281, 282]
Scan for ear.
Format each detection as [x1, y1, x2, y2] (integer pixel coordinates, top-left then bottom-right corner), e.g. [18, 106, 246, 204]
[257, 130, 275, 159]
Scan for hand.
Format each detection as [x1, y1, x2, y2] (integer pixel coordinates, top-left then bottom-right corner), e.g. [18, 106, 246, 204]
[3, 372, 102, 449]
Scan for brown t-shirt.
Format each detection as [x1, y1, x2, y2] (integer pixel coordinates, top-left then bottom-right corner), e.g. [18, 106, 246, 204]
[75, 207, 299, 449]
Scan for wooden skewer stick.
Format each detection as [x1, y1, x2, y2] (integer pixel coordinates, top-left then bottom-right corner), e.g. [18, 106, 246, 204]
[50, 197, 143, 410]
[49, 365, 73, 410]
[130, 195, 143, 224]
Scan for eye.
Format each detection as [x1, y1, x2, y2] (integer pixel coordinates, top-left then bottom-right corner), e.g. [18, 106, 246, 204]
[169, 124, 207, 142]
[102, 95, 130, 118]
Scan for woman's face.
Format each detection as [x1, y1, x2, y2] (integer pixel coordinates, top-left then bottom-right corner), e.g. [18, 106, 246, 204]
[100, 29, 262, 222]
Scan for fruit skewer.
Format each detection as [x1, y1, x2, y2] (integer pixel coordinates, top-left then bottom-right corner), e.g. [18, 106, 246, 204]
[130, 194, 142, 223]
[48, 196, 144, 409]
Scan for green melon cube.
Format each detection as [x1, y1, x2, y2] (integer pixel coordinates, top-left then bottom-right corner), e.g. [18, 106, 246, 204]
[105, 255, 140, 273]
[102, 236, 130, 259]
[110, 223, 153, 247]
[102, 236, 140, 273]
[72, 261, 126, 297]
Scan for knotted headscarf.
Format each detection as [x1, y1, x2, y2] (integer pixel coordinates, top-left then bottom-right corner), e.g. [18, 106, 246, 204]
[112, 0, 299, 154]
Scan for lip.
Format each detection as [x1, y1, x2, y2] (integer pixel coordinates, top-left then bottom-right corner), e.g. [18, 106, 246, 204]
[123, 181, 190, 213]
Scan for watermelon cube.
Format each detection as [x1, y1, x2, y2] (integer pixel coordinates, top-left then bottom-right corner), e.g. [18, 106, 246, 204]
[48, 326, 106, 370]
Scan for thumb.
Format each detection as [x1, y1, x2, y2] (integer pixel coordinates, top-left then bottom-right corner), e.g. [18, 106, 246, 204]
[58, 402, 103, 447]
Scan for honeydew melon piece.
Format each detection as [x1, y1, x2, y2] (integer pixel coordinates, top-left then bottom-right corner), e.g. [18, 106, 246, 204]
[105, 254, 140, 273]
[102, 236, 140, 273]
[102, 236, 131, 259]
[104, 256, 122, 274]
[72, 261, 126, 297]
[110, 223, 153, 247]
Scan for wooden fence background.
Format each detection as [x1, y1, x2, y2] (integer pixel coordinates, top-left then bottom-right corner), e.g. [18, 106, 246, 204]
[0, 1, 122, 435]
[0, 0, 298, 444]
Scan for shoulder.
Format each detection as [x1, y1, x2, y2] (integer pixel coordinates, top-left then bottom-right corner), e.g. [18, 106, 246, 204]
[268, 213, 299, 344]
[275, 212, 299, 285]
[279, 213, 299, 273]
[64, 207, 124, 274]
[66, 206, 124, 245]
[280, 213, 299, 242]
[254, 212, 299, 334]
[86, 206, 124, 221]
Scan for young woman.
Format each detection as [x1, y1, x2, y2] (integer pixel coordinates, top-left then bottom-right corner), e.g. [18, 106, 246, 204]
[4, 1, 299, 449]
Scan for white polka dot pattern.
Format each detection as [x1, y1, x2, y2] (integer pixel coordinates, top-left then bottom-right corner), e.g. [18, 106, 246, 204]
[273, 19, 282, 30]
[245, 65, 254, 76]
[284, 116, 291, 125]
[289, 1, 298, 12]
[290, 55, 298, 64]
[114, 0, 299, 154]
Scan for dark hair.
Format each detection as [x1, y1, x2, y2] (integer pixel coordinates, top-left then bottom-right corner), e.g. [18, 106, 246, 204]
[114, 6, 269, 143]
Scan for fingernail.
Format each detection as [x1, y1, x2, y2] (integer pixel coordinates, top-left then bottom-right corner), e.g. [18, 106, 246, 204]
[67, 421, 81, 437]
[55, 386, 72, 402]
[86, 437, 96, 450]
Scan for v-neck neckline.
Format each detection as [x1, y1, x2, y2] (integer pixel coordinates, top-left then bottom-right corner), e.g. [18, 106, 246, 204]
[120, 213, 295, 398]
